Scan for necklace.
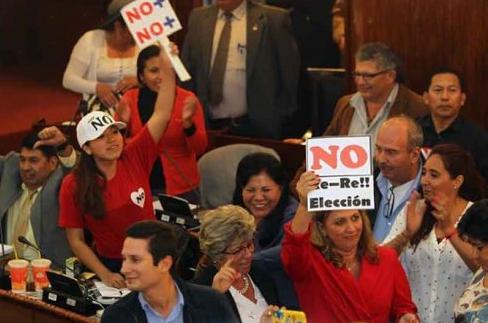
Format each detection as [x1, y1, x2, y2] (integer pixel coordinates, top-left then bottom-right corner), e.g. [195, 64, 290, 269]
[237, 275, 250, 294]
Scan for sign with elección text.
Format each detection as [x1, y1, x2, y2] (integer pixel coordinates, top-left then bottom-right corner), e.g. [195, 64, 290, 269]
[305, 136, 374, 211]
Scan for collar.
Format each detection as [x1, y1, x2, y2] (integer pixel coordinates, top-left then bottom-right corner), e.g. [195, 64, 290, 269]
[20, 183, 42, 196]
[349, 83, 399, 111]
[138, 282, 185, 317]
[423, 114, 464, 134]
[218, 0, 247, 20]
[376, 160, 422, 197]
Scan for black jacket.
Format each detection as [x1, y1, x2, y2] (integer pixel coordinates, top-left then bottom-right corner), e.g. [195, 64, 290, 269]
[101, 278, 238, 323]
[192, 262, 279, 322]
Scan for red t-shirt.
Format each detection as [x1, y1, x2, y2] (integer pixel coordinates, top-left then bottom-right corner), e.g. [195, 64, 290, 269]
[59, 127, 158, 259]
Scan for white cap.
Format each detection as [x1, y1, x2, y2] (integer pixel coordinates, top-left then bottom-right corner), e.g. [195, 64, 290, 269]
[76, 111, 126, 147]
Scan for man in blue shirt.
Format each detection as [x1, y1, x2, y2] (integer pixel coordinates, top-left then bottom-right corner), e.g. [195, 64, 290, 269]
[372, 115, 423, 242]
[101, 221, 238, 323]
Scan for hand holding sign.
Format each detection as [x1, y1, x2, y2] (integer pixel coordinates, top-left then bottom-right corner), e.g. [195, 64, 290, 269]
[296, 171, 320, 207]
[306, 136, 375, 212]
[121, 0, 191, 81]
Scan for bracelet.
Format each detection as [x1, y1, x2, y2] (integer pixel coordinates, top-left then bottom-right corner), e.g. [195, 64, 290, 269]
[445, 228, 458, 240]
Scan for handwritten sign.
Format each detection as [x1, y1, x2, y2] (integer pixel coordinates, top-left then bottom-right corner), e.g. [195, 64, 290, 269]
[121, 0, 190, 81]
[306, 136, 374, 211]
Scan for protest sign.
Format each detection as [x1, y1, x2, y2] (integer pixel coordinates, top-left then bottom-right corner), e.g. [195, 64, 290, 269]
[121, 0, 191, 81]
[306, 136, 374, 211]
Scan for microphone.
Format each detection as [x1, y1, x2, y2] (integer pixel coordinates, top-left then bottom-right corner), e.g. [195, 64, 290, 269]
[18, 235, 40, 253]
[17, 236, 72, 275]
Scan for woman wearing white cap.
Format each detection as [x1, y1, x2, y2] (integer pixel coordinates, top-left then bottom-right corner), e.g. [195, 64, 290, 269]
[62, 0, 139, 111]
[59, 48, 175, 288]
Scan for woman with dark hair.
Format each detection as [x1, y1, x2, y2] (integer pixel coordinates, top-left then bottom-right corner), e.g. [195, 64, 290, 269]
[116, 44, 207, 201]
[455, 199, 488, 322]
[232, 153, 299, 308]
[384, 143, 485, 322]
[59, 49, 176, 288]
[282, 171, 418, 322]
[63, 0, 139, 111]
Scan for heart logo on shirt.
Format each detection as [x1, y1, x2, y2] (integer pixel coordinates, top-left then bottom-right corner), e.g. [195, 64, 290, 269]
[130, 188, 145, 208]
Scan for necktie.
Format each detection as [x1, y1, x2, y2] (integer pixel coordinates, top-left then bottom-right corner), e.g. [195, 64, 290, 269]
[208, 12, 233, 106]
[12, 190, 38, 258]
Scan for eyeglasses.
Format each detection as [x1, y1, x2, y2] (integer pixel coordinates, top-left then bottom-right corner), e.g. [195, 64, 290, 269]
[384, 187, 395, 219]
[223, 240, 254, 256]
[352, 70, 390, 81]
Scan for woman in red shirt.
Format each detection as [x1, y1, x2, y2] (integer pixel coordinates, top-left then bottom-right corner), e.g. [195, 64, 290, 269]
[281, 171, 419, 323]
[117, 45, 207, 203]
[59, 48, 176, 288]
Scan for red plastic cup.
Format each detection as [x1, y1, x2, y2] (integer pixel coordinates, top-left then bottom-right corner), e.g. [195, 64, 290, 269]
[31, 258, 52, 291]
[8, 259, 29, 293]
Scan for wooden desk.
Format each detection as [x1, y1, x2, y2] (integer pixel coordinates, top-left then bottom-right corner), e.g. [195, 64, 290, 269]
[0, 289, 98, 323]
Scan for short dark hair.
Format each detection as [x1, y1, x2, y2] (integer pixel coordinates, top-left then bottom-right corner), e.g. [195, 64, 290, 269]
[232, 152, 289, 209]
[426, 67, 465, 92]
[126, 221, 179, 267]
[137, 45, 160, 84]
[21, 128, 57, 158]
[355, 42, 403, 82]
[458, 199, 488, 244]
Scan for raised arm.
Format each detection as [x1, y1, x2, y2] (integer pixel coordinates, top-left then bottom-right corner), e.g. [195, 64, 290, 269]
[291, 171, 321, 234]
[146, 46, 176, 143]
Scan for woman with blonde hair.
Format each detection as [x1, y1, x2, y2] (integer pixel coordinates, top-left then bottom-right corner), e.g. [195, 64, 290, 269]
[193, 205, 279, 322]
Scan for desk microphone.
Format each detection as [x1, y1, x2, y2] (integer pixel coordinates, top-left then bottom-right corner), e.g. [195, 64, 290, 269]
[17, 236, 101, 314]
[17, 235, 72, 275]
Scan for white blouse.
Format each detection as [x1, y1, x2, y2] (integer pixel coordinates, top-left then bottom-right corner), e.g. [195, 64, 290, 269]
[229, 276, 268, 323]
[63, 29, 138, 98]
[384, 201, 475, 323]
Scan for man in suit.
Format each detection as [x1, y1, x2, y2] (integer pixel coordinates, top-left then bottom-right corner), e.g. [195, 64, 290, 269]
[182, 0, 299, 139]
[0, 126, 75, 267]
[102, 220, 238, 323]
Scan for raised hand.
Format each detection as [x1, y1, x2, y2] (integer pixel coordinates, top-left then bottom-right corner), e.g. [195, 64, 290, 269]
[34, 126, 68, 148]
[429, 192, 451, 223]
[296, 171, 320, 206]
[212, 257, 240, 293]
[405, 191, 427, 238]
[181, 96, 197, 128]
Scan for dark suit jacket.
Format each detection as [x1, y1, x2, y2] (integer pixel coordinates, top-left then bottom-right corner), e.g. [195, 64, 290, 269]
[0, 152, 72, 267]
[192, 262, 279, 322]
[101, 278, 239, 323]
[182, 0, 300, 139]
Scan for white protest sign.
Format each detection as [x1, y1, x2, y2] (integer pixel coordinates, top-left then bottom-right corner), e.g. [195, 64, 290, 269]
[305, 136, 374, 211]
[121, 0, 191, 81]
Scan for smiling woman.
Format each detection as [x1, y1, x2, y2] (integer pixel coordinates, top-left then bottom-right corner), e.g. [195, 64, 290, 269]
[58, 48, 176, 289]
[232, 152, 299, 308]
[384, 144, 487, 323]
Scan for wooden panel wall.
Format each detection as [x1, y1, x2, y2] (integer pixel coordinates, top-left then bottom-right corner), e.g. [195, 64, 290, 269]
[0, 0, 198, 77]
[345, 0, 488, 129]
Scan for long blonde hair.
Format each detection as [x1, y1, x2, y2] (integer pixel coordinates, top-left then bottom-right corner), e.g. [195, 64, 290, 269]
[310, 210, 378, 267]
